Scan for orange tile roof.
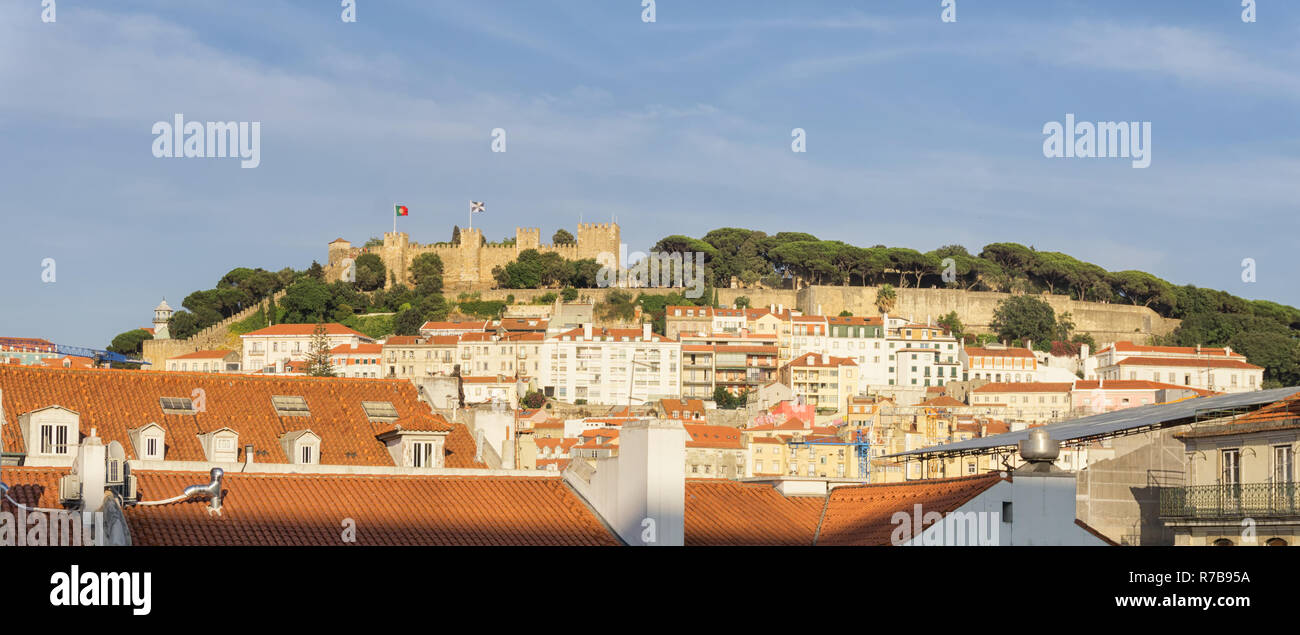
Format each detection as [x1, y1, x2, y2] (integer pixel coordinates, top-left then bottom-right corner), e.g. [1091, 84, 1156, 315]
[1114, 356, 1261, 370]
[555, 326, 672, 342]
[35, 356, 98, 369]
[964, 347, 1035, 358]
[329, 343, 383, 355]
[1, 467, 618, 546]
[684, 424, 743, 449]
[0, 366, 484, 468]
[919, 396, 967, 408]
[787, 352, 857, 367]
[1072, 379, 1218, 395]
[1099, 341, 1242, 358]
[168, 350, 234, 360]
[242, 323, 369, 338]
[815, 473, 1007, 546]
[684, 480, 824, 546]
[420, 320, 490, 332]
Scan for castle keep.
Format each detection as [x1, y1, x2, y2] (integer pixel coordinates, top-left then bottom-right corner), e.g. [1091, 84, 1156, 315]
[326, 224, 620, 289]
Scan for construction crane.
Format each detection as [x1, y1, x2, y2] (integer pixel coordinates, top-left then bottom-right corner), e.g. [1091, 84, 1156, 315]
[0, 337, 149, 367]
[55, 344, 150, 366]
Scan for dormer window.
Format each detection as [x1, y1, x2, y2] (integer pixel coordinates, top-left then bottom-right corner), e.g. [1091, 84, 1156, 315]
[130, 422, 166, 461]
[280, 430, 321, 465]
[198, 428, 240, 463]
[20, 405, 79, 460]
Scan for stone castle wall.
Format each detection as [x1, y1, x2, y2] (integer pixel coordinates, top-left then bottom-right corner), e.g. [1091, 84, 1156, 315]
[141, 290, 286, 369]
[793, 285, 1179, 343]
[325, 224, 621, 289]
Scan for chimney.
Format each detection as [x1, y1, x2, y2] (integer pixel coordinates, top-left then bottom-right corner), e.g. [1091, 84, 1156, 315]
[1017, 427, 1061, 474]
[614, 419, 686, 545]
[816, 304, 822, 316]
[583, 323, 593, 339]
[1025, 339, 1032, 351]
[350, 340, 358, 350]
[1224, 346, 1231, 356]
[1196, 344, 1201, 353]
[244, 444, 255, 465]
[75, 427, 108, 514]
[642, 323, 651, 340]
[821, 354, 830, 365]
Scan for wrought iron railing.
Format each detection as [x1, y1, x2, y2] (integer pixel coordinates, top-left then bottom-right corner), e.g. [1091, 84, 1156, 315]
[1160, 482, 1300, 518]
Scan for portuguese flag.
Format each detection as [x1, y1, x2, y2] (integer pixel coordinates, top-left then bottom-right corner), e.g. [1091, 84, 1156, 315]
[395, 204, 409, 216]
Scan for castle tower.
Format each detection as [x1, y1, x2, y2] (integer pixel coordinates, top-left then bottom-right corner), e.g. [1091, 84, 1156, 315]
[516, 227, 541, 251]
[381, 232, 410, 288]
[577, 222, 621, 271]
[153, 299, 174, 339]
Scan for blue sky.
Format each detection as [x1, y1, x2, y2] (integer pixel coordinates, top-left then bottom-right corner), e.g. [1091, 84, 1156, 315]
[2, 0, 1299, 349]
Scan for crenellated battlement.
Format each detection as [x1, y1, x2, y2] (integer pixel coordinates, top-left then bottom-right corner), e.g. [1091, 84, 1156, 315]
[326, 222, 619, 289]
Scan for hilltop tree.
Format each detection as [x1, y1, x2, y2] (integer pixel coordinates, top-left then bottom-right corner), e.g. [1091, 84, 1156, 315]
[552, 229, 575, 245]
[410, 252, 445, 295]
[353, 253, 387, 291]
[990, 296, 1056, 350]
[304, 323, 336, 377]
[107, 329, 153, 357]
[167, 311, 202, 340]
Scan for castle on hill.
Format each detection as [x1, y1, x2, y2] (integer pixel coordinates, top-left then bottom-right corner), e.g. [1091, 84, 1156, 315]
[326, 224, 620, 289]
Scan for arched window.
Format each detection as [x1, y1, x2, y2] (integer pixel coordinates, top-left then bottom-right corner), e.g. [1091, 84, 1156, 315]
[1212, 538, 1234, 547]
[1265, 538, 1288, 547]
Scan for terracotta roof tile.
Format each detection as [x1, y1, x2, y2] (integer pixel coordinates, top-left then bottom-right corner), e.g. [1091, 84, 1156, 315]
[815, 473, 1007, 546]
[684, 480, 824, 546]
[1, 467, 618, 546]
[0, 366, 484, 468]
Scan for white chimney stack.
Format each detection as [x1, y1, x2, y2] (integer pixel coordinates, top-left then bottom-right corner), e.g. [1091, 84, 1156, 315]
[564, 419, 686, 546]
[76, 428, 107, 514]
[643, 323, 651, 340]
[583, 323, 593, 339]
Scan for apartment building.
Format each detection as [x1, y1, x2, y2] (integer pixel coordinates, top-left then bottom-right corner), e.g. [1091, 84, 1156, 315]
[329, 342, 383, 378]
[456, 331, 545, 379]
[165, 350, 241, 373]
[541, 324, 680, 405]
[240, 323, 372, 374]
[382, 335, 459, 379]
[685, 424, 747, 479]
[1089, 341, 1263, 393]
[969, 382, 1073, 423]
[1162, 393, 1299, 546]
[962, 346, 1040, 383]
[779, 353, 858, 414]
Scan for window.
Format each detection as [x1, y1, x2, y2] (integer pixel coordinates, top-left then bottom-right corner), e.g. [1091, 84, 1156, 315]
[159, 397, 196, 415]
[361, 401, 399, 422]
[1274, 446, 1294, 484]
[40, 423, 69, 455]
[301, 445, 314, 464]
[1222, 449, 1241, 486]
[146, 437, 161, 459]
[271, 395, 310, 416]
[411, 441, 436, 468]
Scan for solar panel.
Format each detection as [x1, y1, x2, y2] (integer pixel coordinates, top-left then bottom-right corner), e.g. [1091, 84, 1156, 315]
[888, 386, 1300, 459]
[159, 397, 195, 414]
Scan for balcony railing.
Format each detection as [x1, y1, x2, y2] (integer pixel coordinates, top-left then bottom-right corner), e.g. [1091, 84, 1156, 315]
[1160, 482, 1300, 519]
